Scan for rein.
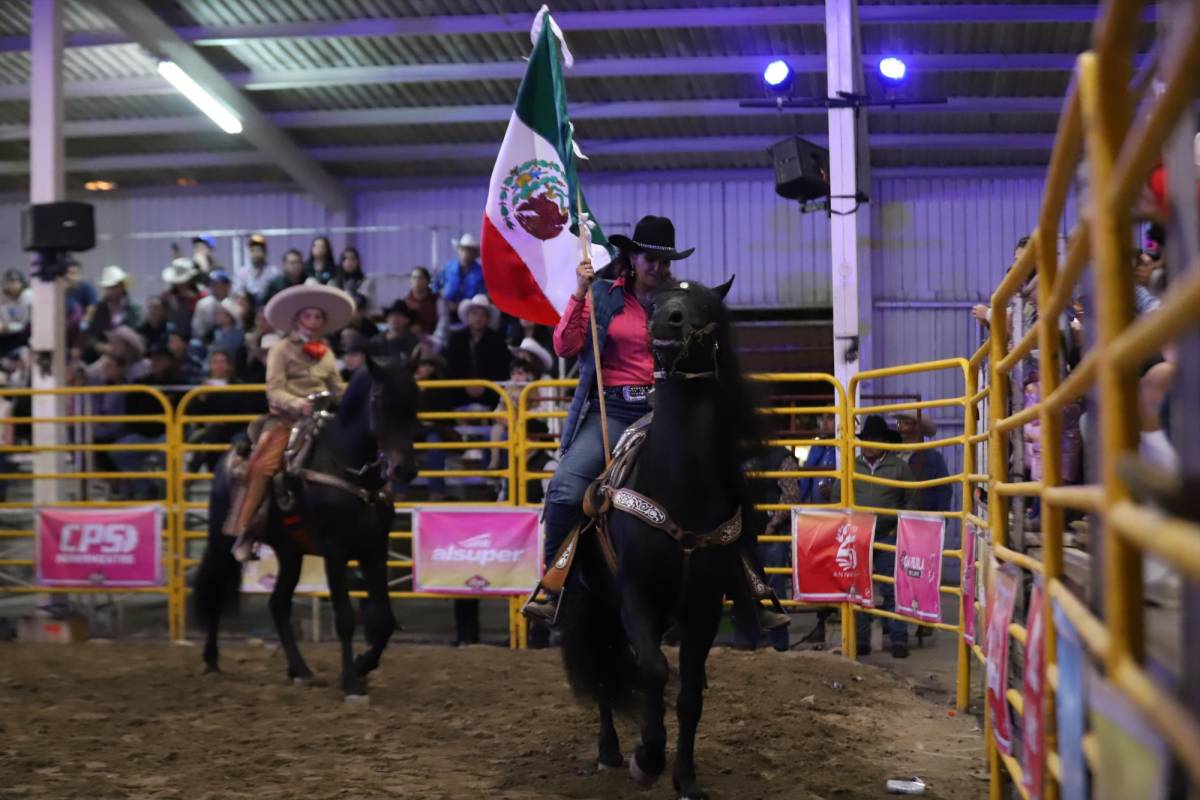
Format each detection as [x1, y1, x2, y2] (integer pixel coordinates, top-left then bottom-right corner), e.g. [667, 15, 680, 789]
[654, 321, 720, 381]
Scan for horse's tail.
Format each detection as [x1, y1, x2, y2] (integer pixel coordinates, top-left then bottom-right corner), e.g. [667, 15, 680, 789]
[193, 450, 243, 626]
[559, 530, 637, 712]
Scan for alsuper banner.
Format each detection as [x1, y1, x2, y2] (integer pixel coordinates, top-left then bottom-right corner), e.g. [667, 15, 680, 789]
[893, 514, 946, 623]
[36, 505, 163, 587]
[792, 509, 877, 607]
[242, 545, 329, 595]
[413, 507, 542, 595]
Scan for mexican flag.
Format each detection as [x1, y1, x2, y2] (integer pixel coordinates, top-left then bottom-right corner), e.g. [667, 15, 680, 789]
[481, 6, 611, 326]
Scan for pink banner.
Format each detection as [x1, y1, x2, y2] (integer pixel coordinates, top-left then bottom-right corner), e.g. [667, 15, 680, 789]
[36, 506, 163, 587]
[792, 510, 876, 607]
[986, 562, 1020, 756]
[1022, 581, 1047, 800]
[894, 514, 946, 623]
[413, 507, 542, 595]
[963, 523, 979, 646]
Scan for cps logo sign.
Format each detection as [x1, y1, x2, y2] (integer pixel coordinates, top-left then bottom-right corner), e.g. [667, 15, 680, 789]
[59, 523, 139, 554]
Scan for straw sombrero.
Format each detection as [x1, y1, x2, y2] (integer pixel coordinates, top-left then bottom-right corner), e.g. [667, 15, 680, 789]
[264, 284, 355, 333]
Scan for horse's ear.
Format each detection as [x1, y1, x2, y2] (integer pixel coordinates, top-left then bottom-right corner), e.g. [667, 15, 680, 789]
[713, 274, 736, 300]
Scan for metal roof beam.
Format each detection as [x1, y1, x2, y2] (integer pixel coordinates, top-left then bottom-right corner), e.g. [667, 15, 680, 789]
[0, 97, 1070, 142]
[0, 134, 1057, 176]
[0, 5, 1158, 52]
[87, 0, 350, 212]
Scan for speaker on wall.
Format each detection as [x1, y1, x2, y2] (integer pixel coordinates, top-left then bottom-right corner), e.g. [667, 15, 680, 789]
[21, 202, 96, 253]
[770, 137, 830, 202]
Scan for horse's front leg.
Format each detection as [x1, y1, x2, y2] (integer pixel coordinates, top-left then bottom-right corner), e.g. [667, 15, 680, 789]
[621, 590, 669, 787]
[322, 545, 368, 701]
[673, 585, 724, 800]
[353, 549, 395, 678]
[268, 545, 314, 683]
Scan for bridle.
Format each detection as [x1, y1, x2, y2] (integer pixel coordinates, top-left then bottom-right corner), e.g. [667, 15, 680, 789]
[653, 320, 720, 381]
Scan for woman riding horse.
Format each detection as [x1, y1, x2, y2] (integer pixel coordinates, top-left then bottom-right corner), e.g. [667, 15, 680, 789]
[225, 283, 355, 561]
[525, 215, 788, 631]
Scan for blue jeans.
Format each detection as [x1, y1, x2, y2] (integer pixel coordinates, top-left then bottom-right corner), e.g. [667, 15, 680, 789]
[542, 396, 648, 565]
[110, 433, 165, 499]
[856, 532, 908, 648]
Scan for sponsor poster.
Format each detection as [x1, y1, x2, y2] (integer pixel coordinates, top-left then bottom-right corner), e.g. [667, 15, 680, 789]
[963, 522, 978, 645]
[36, 506, 163, 587]
[985, 562, 1020, 756]
[791, 509, 876, 607]
[1089, 673, 1170, 800]
[894, 514, 945, 623]
[413, 507, 542, 595]
[241, 545, 329, 594]
[1022, 581, 1046, 800]
[1052, 601, 1088, 800]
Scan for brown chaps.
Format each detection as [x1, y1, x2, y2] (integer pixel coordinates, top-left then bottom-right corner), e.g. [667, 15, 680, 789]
[224, 417, 292, 538]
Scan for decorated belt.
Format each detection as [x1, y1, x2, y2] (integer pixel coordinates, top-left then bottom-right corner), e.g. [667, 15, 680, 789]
[599, 384, 653, 403]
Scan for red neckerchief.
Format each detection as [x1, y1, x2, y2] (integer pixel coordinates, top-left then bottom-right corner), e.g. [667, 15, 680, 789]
[299, 335, 327, 360]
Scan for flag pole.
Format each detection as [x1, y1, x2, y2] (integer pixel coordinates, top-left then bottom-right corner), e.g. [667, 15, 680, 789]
[578, 185, 612, 468]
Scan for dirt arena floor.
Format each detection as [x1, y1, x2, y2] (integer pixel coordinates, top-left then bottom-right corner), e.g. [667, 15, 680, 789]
[0, 642, 985, 799]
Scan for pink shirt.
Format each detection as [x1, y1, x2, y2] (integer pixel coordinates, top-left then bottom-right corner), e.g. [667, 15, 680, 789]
[553, 279, 654, 388]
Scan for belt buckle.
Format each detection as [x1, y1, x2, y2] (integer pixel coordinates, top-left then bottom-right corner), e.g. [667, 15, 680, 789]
[621, 385, 649, 403]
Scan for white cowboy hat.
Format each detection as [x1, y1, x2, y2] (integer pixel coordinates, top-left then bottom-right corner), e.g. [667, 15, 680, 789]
[457, 293, 500, 327]
[105, 325, 145, 360]
[216, 297, 243, 326]
[99, 265, 130, 289]
[264, 283, 355, 334]
[893, 409, 937, 438]
[453, 232, 480, 250]
[161, 257, 197, 285]
[513, 336, 553, 373]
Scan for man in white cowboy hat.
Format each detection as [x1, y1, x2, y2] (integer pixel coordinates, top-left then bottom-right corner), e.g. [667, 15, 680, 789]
[444, 293, 510, 406]
[224, 283, 355, 560]
[161, 257, 199, 333]
[433, 232, 487, 322]
[83, 265, 143, 357]
[893, 409, 952, 513]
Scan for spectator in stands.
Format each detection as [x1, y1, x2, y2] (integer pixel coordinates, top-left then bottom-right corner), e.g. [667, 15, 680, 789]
[0, 269, 31, 354]
[410, 355, 453, 503]
[893, 410, 952, 513]
[161, 257, 199, 333]
[102, 326, 148, 381]
[329, 247, 374, 311]
[836, 415, 918, 658]
[444, 294, 510, 407]
[111, 341, 176, 499]
[186, 349, 253, 473]
[373, 300, 418, 360]
[191, 235, 217, 281]
[433, 233, 485, 322]
[798, 413, 839, 505]
[405, 266, 440, 335]
[234, 234, 279, 307]
[240, 309, 276, 383]
[343, 292, 379, 341]
[486, 343, 552, 479]
[971, 236, 1030, 330]
[211, 297, 247, 372]
[306, 235, 336, 283]
[340, 333, 370, 383]
[167, 327, 203, 385]
[84, 266, 143, 357]
[191, 269, 233, 341]
[138, 297, 170, 350]
[64, 259, 96, 347]
[264, 248, 312, 303]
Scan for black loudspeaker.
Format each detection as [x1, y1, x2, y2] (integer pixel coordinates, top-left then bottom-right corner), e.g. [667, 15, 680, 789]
[770, 137, 830, 202]
[21, 202, 95, 253]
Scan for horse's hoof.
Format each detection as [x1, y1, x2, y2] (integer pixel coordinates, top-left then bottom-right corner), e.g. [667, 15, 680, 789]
[202, 663, 220, 676]
[596, 756, 624, 772]
[343, 693, 371, 706]
[291, 676, 313, 687]
[629, 754, 659, 787]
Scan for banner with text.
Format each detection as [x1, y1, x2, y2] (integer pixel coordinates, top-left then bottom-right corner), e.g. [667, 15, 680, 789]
[986, 561, 1020, 757]
[1022, 581, 1047, 800]
[792, 509, 877, 607]
[241, 545, 329, 594]
[894, 514, 946, 623]
[36, 506, 163, 587]
[963, 522, 979, 645]
[413, 507, 542, 595]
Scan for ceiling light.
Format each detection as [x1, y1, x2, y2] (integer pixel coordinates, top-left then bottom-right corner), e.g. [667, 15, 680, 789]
[763, 60, 794, 94]
[175, 177, 199, 187]
[878, 57, 907, 84]
[157, 61, 243, 135]
[84, 180, 117, 192]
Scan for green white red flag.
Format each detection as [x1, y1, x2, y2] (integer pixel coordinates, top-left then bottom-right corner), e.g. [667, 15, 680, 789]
[481, 6, 611, 326]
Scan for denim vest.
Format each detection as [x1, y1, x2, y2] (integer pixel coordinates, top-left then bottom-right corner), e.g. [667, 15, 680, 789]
[559, 279, 629, 453]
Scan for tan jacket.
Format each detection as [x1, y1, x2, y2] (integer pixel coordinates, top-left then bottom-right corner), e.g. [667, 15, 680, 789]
[265, 334, 346, 416]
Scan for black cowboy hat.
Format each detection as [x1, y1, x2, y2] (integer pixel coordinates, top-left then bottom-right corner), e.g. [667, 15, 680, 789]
[859, 414, 895, 443]
[608, 215, 695, 260]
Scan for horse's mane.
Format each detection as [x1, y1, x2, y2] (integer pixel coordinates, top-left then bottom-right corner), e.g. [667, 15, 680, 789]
[712, 297, 765, 462]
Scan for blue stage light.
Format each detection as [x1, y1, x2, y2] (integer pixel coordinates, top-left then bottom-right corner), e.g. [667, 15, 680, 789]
[763, 60, 793, 92]
[878, 57, 907, 82]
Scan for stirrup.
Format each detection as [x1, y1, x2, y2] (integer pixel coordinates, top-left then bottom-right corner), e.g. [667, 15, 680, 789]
[521, 592, 560, 625]
[756, 597, 790, 632]
[231, 534, 260, 563]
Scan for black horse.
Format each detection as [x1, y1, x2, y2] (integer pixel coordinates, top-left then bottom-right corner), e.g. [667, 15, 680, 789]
[560, 277, 762, 800]
[194, 356, 419, 702]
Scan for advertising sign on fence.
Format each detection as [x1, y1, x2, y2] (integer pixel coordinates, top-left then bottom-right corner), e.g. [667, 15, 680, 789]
[985, 562, 1020, 756]
[35, 506, 163, 587]
[894, 514, 945, 623]
[241, 546, 329, 594]
[413, 507, 542, 595]
[1053, 601, 1089, 800]
[1022, 581, 1047, 800]
[791, 509, 876, 607]
[963, 522, 979, 645]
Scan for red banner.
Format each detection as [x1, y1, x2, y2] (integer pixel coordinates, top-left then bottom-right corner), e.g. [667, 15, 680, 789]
[894, 514, 945, 623]
[986, 562, 1020, 756]
[1022, 581, 1047, 799]
[963, 523, 978, 646]
[792, 510, 876, 607]
[36, 506, 163, 587]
